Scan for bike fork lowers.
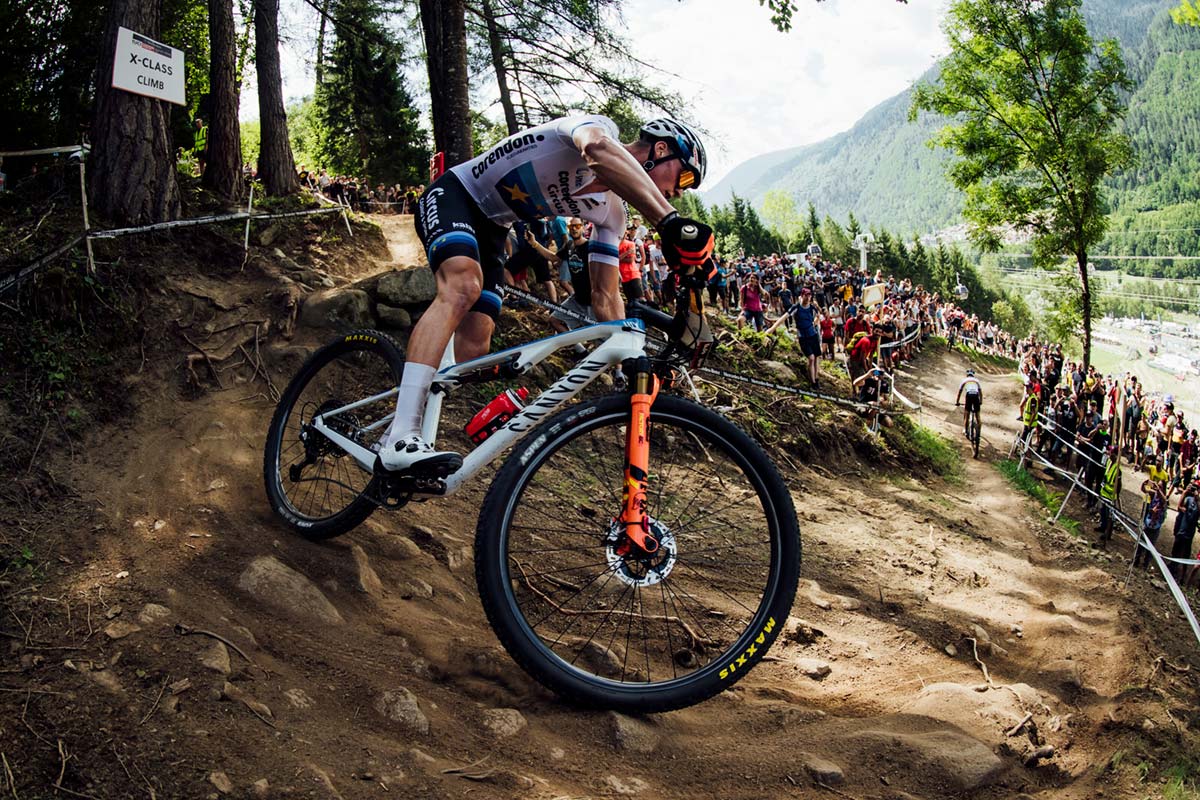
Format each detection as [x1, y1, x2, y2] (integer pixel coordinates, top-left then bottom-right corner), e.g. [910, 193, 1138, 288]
[620, 358, 661, 555]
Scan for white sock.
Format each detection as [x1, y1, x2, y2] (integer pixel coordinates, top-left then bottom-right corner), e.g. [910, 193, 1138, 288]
[385, 363, 436, 446]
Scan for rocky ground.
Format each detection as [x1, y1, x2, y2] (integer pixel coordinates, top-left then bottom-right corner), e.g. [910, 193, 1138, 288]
[1, 215, 1196, 799]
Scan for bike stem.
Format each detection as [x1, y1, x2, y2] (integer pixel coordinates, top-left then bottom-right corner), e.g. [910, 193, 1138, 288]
[620, 357, 661, 555]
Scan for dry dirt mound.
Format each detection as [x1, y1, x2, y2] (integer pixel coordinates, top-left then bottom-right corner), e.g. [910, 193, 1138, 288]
[2, 215, 1197, 799]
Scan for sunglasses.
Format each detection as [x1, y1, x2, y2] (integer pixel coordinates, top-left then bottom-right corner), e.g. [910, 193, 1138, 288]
[649, 134, 701, 190]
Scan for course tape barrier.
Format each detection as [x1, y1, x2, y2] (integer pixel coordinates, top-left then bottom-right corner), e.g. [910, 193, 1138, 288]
[1010, 429, 1200, 647]
[1, 205, 350, 298]
[879, 322, 923, 351]
[0, 145, 87, 157]
[87, 206, 344, 239]
[0, 235, 86, 297]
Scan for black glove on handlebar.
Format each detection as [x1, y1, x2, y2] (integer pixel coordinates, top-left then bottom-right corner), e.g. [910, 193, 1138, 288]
[658, 212, 715, 270]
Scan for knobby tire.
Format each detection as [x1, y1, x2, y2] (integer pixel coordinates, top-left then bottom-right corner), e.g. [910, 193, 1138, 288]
[474, 393, 801, 712]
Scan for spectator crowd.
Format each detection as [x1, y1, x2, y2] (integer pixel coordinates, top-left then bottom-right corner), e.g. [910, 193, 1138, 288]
[1013, 340, 1199, 591]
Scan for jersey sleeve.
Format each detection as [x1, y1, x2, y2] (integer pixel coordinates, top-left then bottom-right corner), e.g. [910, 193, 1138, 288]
[554, 114, 622, 147]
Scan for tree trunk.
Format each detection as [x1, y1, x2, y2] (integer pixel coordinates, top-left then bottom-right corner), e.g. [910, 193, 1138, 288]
[89, 0, 182, 225]
[204, 0, 244, 201]
[314, 0, 330, 85]
[480, 0, 519, 135]
[255, 0, 298, 195]
[419, 0, 472, 166]
[1078, 252, 1092, 371]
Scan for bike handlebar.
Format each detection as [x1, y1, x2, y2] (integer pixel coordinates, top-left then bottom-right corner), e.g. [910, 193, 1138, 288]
[626, 300, 677, 336]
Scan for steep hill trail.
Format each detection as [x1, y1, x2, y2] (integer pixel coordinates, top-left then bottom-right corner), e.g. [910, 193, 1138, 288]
[3, 217, 1195, 800]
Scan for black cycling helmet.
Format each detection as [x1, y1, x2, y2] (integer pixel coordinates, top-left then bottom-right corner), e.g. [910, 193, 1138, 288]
[639, 118, 707, 189]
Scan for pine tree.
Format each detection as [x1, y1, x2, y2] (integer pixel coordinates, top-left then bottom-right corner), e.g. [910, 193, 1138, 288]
[315, 0, 429, 185]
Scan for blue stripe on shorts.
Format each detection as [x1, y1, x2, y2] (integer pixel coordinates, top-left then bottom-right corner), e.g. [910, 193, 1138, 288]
[476, 289, 503, 312]
[428, 230, 479, 260]
[590, 241, 619, 258]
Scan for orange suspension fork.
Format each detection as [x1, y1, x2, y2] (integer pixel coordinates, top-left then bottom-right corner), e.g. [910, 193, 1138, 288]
[620, 363, 660, 554]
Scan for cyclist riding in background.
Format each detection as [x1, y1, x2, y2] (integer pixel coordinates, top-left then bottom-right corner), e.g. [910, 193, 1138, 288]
[955, 368, 983, 437]
[376, 115, 714, 476]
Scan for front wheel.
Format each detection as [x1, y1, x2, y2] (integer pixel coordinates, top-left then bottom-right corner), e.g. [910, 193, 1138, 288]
[475, 393, 801, 712]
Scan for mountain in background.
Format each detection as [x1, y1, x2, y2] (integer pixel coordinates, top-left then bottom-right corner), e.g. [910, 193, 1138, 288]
[704, 0, 1200, 265]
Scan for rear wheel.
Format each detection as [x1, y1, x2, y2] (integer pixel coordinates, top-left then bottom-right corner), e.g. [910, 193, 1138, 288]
[475, 393, 801, 712]
[263, 330, 404, 540]
[970, 410, 981, 458]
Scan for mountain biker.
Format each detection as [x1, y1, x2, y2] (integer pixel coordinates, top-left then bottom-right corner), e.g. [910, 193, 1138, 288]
[377, 116, 714, 475]
[955, 368, 983, 438]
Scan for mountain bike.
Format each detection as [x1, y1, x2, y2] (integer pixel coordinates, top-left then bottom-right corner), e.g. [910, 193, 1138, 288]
[262, 299, 801, 712]
[967, 405, 981, 458]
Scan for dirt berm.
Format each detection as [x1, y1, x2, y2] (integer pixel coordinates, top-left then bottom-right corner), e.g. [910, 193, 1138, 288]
[0, 213, 1196, 799]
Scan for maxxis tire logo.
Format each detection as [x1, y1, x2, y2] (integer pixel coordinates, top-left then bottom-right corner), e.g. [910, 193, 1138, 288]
[718, 616, 777, 680]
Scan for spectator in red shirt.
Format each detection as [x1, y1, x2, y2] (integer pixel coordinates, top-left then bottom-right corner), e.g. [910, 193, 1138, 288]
[847, 328, 877, 386]
[845, 306, 870, 341]
[618, 225, 643, 301]
[819, 311, 835, 359]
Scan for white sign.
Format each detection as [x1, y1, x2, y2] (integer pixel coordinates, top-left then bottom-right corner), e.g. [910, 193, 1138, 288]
[112, 27, 185, 106]
[862, 282, 887, 308]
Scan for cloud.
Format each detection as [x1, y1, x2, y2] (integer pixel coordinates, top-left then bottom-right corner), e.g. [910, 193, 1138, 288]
[623, 0, 950, 183]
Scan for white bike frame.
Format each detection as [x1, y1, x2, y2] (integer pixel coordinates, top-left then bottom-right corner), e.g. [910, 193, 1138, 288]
[308, 318, 651, 495]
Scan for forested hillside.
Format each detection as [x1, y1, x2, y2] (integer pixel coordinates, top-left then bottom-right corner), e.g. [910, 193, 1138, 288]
[707, 0, 1200, 268]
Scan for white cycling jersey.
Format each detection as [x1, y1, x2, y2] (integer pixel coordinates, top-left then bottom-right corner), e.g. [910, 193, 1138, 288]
[959, 378, 982, 396]
[449, 114, 626, 268]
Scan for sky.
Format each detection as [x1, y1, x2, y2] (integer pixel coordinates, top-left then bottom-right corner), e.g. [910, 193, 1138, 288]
[244, 0, 951, 187]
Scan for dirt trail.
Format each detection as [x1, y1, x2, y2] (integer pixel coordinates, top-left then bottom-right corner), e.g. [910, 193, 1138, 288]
[5, 217, 1195, 800]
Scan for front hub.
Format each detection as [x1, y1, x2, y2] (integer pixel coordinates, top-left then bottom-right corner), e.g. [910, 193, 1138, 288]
[605, 518, 677, 587]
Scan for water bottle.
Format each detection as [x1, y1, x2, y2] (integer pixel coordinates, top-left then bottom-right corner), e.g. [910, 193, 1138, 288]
[465, 388, 529, 444]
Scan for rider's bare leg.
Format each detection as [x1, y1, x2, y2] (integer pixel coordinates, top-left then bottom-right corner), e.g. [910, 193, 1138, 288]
[454, 312, 494, 363]
[590, 263, 623, 322]
[385, 256, 482, 444]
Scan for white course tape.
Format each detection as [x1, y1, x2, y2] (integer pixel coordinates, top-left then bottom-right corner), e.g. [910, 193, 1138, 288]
[0, 145, 87, 157]
[0, 235, 86, 296]
[1010, 432, 1200, 646]
[87, 206, 343, 239]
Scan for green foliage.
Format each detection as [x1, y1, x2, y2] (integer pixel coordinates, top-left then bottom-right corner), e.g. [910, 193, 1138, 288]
[996, 459, 1080, 535]
[912, 0, 1132, 259]
[1164, 758, 1200, 800]
[883, 415, 963, 482]
[471, 110, 510, 155]
[313, 0, 429, 184]
[1172, 0, 1200, 27]
[712, 4, 1200, 274]
[240, 119, 260, 168]
[992, 296, 1034, 338]
[469, 0, 684, 127]
[3, 544, 42, 580]
[594, 97, 644, 143]
[284, 97, 323, 172]
[912, 0, 1134, 364]
[164, 0, 211, 146]
[760, 190, 803, 245]
[707, 193, 782, 258]
[0, 0, 108, 150]
[756, 0, 908, 32]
